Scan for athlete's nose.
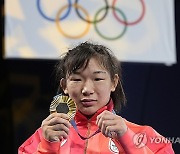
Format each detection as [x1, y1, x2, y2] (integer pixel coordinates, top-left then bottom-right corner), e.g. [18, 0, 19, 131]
[82, 80, 94, 96]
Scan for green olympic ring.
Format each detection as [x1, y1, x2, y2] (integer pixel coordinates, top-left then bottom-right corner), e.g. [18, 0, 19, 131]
[94, 6, 127, 41]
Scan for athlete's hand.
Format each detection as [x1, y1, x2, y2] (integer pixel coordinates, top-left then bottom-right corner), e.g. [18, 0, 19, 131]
[96, 110, 127, 139]
[41, 112, 71, 142]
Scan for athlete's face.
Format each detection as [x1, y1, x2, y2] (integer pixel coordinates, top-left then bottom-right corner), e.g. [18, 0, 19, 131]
[62, 57, 118, 116]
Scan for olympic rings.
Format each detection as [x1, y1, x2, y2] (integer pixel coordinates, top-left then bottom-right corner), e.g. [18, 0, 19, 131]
[112, 0, 145, 25]
[94, 6, 127, 40]
[55, 3, 91, 39]
[75, 0, 109, 24]
[37, 0, 146, 40]
[37, 0, 72, 21]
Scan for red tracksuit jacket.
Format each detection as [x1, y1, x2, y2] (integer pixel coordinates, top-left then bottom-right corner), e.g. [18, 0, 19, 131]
[18, 101, 174, 154]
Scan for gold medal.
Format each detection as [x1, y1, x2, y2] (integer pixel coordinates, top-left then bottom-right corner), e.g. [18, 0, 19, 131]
[50, 94, 101, 140]
[49, 94, 76, 121]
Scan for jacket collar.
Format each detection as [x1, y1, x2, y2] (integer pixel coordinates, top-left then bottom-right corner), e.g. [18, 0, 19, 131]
[74, 99, 114, 123]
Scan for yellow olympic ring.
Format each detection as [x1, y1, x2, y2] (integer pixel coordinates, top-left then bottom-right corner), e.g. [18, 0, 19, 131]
[56, 4, 91, 39]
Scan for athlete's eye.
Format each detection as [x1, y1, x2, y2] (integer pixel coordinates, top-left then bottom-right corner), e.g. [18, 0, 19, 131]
[71, 78, 81, 81]
[94, 78, 104, 81]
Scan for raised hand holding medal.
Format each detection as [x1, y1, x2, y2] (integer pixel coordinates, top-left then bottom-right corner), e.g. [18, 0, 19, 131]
[49, 94, 101, 140]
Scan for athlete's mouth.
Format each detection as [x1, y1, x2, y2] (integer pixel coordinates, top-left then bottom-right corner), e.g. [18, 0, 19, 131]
[81, 99, 97, 107]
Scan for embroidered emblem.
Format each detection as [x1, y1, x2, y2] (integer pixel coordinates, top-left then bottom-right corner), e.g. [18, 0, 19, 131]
[109, 138, 119, 153]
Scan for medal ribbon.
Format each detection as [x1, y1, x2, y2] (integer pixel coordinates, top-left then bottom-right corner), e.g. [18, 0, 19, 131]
[70, 110, 116, 140]
[71, 120, 101, 140]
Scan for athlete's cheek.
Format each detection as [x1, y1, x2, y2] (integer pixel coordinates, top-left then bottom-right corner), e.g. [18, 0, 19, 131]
[68, 89, 80, 101]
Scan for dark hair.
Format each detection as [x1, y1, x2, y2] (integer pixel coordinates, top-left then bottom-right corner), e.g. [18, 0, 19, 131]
[55, 41, 126, 112]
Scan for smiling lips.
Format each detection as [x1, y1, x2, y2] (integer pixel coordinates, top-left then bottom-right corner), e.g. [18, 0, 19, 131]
[81, 99, 97, 107]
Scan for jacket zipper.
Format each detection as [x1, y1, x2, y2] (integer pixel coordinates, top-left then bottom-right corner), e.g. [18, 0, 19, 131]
[84, 122, 91, 154]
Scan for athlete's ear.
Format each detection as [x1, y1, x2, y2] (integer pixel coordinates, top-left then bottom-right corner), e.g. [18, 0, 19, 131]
[60, 78, 68, 94]
[111, 74, 119, 92]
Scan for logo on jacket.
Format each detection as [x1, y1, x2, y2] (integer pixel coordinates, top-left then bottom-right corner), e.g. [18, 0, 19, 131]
[133, 132, 147, 148]
[109, 139, 119, 153]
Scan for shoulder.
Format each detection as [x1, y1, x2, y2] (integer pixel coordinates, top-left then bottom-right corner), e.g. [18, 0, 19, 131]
[123, 119, 174, 153]
[124, 118, 157, 134]
[18, 127, 42, 153]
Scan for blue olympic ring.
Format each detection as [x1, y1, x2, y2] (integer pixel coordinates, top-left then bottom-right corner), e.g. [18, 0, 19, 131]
[37, 0, 72, 21]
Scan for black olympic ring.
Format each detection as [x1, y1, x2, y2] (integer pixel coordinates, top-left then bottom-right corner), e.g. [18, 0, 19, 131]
[75, 0, 109, 24]
[37, 0, 146, 40]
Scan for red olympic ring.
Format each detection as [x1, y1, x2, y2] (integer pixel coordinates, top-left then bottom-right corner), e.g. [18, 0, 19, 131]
[112, 0, 145, 26]
[55, 3, 91, 39]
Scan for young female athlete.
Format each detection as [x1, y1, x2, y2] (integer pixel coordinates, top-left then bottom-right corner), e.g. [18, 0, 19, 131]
[18, 41, 174, 154]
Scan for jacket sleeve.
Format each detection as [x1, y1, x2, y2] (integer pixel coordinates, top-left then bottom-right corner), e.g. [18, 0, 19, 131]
[114, 126, 175, 154]
[18, 128, 61, 154]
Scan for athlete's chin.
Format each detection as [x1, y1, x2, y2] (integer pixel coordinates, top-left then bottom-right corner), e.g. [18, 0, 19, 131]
[80, 107, 98, 116]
